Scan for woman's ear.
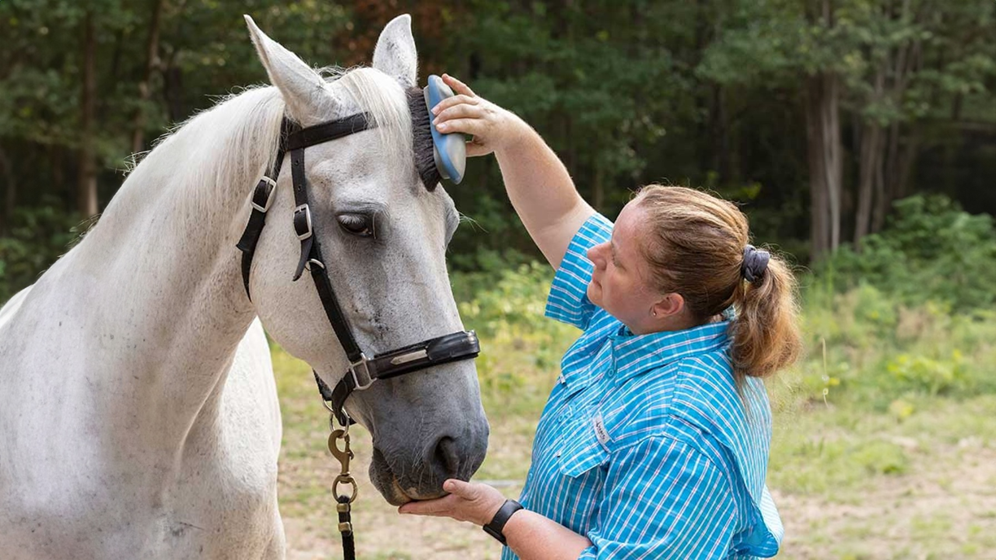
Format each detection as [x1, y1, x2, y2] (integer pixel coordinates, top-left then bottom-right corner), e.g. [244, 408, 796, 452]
[651, 293, 685, 319]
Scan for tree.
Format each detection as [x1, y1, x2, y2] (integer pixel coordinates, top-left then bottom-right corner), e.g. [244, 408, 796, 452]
[701, 0, 996, 259]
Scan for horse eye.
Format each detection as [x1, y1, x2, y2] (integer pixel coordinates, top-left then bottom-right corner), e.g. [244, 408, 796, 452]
[337, 213, 374, 238]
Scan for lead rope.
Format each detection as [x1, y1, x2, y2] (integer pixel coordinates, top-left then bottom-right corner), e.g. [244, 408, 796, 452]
[328, 410, 358, 560]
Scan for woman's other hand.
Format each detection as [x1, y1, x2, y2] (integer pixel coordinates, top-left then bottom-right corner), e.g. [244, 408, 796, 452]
[398, 478, 506, 526]
[431, 74, 526, 158]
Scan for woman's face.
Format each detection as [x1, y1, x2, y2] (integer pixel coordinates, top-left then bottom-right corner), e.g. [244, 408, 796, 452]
[586, 201, 664, 333]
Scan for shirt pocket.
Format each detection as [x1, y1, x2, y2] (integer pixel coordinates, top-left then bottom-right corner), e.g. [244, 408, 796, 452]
[558, 424, 609, 478]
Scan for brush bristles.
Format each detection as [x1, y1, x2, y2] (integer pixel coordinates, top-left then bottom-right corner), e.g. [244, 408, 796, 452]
[407, 88, 441, 190]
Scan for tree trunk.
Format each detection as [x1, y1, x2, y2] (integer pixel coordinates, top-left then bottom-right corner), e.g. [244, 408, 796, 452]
[52, 146, 67, 212]
[163, 52, 185, 123]
[132, 0, 165, 154]
[0, 143, 15, 235]
[855, 66, 886, 247]
[892, 128, 918, 202]
[854, 122, 882, 246]
[592, 160, 605, 211]
[877, 30, 922, 226]
[872, 141, 887, 233]
[710, 83, 732, 183]
[805, 72, 843, 262]
[78, 10, 99, 219]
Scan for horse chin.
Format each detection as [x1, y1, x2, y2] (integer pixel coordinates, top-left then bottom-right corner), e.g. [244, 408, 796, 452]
[372, 474, 442, 506]
[369, 449, 447, 505]
[384, 478, 413, 506]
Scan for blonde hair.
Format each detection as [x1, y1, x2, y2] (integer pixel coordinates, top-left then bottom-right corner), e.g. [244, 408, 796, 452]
[634, 185, 802, 380]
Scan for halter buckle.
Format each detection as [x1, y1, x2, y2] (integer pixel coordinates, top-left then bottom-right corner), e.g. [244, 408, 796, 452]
[348, 353, 375, 390]
[294, 204, 313, 240]
[251, 177, 277, 212]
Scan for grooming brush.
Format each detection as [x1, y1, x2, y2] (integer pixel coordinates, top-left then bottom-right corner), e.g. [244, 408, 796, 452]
[409, 74, 467, 189]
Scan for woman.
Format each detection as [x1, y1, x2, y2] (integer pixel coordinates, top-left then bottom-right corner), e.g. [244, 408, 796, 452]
[400, 74, 802, 560]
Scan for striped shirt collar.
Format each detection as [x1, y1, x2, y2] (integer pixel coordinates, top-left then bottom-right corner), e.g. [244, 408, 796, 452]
[607, 319, 731, 382]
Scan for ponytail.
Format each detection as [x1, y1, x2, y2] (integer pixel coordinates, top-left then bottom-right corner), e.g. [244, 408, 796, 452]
[730, 254, 802, 380]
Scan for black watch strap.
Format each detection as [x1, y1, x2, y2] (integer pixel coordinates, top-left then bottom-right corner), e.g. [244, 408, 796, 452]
[483, 499, 524, 546]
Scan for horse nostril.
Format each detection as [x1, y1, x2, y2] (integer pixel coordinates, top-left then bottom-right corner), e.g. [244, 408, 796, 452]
[434, 436, 461, 480]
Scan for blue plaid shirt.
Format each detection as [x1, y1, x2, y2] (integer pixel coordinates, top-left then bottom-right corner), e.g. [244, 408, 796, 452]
[501, 213, 783, 560]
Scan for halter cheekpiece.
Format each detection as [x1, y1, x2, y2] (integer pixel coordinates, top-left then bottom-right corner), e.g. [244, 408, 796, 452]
[235, 111, 480, 427]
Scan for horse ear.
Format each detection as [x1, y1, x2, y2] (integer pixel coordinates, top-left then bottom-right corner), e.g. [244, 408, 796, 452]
[244, 15, 329, 123]
[372, 14, 418, 89]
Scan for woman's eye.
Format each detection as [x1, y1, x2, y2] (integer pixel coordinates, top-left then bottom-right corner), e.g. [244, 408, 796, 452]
[337, 214, 374, 238]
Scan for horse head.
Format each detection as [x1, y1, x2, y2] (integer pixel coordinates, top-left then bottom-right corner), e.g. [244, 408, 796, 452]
[242, 15, 488, 505]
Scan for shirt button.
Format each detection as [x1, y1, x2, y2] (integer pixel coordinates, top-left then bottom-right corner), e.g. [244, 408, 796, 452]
[558, 374, 566, 385]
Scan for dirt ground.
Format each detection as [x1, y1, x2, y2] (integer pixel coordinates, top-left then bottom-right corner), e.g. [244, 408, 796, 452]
[278, 430, 996, 560]
[774, 444, 996, 559]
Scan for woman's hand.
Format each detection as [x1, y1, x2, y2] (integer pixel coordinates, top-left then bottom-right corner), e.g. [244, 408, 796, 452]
[398, 479, 506, 526]
[432, 74, 526, 158]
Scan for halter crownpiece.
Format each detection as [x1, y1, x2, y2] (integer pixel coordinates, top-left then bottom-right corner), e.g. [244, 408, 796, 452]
[424, 74, 466, 184]
[741, 244, 770, 283]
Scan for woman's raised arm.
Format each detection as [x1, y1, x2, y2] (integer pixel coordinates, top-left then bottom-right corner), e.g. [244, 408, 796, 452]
[433, 74, 595, 269]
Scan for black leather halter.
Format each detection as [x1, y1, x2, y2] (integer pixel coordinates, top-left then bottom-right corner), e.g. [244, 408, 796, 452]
[236, 113, 480, 426]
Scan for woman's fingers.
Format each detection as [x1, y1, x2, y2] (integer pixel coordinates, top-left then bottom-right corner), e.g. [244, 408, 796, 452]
[434, 102, 484, 123]
[431, 93, 478, 116]
[398, 494, 460, 517]
[442, 73, 475, 97]
[435, 117, 486, 137]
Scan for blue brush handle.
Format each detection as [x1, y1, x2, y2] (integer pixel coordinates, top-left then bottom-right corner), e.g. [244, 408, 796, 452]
[425, 75, 467, 184]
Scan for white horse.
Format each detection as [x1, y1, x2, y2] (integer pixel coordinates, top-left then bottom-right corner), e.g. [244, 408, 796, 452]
[0, 15, 488, 560]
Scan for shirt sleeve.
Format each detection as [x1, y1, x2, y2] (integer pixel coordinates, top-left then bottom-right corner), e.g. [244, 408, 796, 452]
[578, 436, 737, 560]
[544, 213, 614, 331]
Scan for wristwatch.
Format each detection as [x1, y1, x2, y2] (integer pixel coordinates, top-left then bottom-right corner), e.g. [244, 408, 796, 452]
[483, 499, 524, 545]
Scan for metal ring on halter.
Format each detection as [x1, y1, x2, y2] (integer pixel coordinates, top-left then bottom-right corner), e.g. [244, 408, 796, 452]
[324, 401, 352, 435]
[348, 354, 374, 390]
[333, 475, 358, 503]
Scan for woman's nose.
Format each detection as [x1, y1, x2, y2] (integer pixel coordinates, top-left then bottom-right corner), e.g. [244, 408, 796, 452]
[587, 243, 607, 267]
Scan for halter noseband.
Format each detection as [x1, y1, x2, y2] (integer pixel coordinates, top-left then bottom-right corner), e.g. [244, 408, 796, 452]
[236, 113, 480, 426]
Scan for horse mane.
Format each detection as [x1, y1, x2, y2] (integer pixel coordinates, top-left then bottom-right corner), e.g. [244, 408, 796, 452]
[140, 65, 415, 215]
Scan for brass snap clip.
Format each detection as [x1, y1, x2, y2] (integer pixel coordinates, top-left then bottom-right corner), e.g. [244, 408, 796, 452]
[329, 428, 358, 503]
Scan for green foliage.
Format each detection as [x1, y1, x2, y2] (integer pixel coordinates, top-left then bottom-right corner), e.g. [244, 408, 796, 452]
[2, 0, 995, 276]
[816, 195, 996, 312]
[885, 351, 967, 397]
[782, 278, 996, 413]
[453, 262, 555, 337]
[0, 202, 82, 303]
[451, 263, 577, 416]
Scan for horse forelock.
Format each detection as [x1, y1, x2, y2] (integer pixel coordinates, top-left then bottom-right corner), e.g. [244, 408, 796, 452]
[331, 67, 415, 174]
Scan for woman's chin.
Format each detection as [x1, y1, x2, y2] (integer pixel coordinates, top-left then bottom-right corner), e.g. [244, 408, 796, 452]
[586, 282, 602, 306]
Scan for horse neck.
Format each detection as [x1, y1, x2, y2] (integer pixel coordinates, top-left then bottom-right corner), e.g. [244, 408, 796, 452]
[72, 88, 284, 440]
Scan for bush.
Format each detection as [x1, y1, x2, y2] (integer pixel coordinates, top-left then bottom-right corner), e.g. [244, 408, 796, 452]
[0, 202, 84, 304]
[776, 278, 996, 413]
[885, 351, 967, 397]
[816, 195, 996, 312]
[451, 263, 579, 416]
